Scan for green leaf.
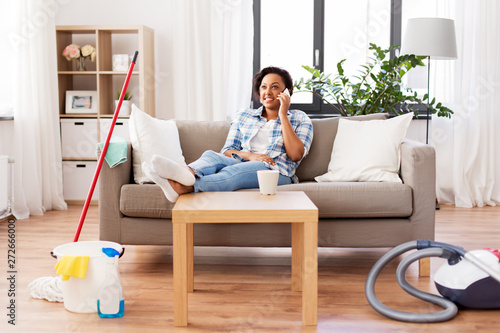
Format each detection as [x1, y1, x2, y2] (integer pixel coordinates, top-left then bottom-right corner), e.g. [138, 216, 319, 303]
[337, 59, 346, 76]
[293, 43, 452, 118]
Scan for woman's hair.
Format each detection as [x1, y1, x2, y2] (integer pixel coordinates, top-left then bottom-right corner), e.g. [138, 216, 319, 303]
[252, 66, 293, 100]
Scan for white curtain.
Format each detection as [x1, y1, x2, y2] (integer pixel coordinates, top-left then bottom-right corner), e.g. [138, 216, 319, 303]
[432, 0, 500, 207]
[1, 0, 67, 218]
[171, 0, 254, 121]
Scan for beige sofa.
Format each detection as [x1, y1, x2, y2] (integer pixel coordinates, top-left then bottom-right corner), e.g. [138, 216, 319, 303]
[98, 113, 436, 274]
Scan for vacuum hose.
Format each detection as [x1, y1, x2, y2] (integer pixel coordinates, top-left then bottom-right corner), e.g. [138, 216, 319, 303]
[365, 241, 459, 323]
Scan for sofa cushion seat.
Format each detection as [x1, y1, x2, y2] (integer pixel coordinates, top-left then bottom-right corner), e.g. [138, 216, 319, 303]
[120, 181, 412, 219]
[278, 182, 412, 218]
[120, 184, 175, 219]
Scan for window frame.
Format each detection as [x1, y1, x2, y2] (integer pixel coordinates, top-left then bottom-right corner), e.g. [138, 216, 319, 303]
[253, 0, 404, 117]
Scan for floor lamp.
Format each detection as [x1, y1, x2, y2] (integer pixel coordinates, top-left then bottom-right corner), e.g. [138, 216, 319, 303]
[400, 18, 457, 144]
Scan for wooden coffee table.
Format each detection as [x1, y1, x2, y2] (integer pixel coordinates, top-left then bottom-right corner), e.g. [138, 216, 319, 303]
[172, 191, 318, 326]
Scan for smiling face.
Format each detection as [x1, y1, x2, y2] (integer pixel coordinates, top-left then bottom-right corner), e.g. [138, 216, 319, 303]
[259, 73, 286, 111]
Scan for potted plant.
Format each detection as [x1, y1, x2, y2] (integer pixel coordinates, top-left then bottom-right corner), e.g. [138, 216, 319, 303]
[294, 43, 453, 118]
[115, 91, 133, 116]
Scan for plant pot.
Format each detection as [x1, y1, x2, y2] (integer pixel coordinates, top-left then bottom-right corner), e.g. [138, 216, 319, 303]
[114, 100, 131, 116]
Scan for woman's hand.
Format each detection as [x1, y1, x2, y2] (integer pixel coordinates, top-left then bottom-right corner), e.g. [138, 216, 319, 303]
[277, 89, 291, 119]
[246, 152, 276, 165]
[224, 150, 276, 165]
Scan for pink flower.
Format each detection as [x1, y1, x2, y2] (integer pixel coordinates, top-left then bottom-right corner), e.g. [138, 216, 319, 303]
[69, 48, 80, 59]
[62, 44, 81, 60]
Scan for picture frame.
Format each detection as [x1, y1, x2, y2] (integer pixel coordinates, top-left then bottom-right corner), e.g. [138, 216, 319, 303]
[65, 90, 98, 114]
[112, 54, 130, 72]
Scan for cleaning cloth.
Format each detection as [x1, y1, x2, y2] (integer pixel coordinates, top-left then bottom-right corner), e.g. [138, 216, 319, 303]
[54, 255, 90, 281]
[97, 136, 128, 168]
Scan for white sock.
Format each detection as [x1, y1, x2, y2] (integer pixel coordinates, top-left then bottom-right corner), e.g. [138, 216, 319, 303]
[151, 155, 196, 186]
[142, 162, 179, 203]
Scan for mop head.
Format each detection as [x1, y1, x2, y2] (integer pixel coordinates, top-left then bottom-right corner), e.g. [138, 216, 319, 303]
[28, 276, 63, 302]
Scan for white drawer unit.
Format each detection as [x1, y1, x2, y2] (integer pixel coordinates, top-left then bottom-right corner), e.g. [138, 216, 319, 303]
[62, 161, 98, 201]
[99, 118, 130, 141]
[61, 119, 98, 159]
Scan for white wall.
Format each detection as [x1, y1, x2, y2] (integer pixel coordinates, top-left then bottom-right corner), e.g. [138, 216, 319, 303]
[54, 0, 176, 119]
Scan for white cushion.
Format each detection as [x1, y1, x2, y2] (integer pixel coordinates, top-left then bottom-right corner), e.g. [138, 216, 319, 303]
[315, 112, 414, 183]
[129, 104, 185, 184]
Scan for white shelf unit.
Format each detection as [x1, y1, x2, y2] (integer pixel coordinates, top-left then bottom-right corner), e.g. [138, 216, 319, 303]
[56, 25, 155, 203]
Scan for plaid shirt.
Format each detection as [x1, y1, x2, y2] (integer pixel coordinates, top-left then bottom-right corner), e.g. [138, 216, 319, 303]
[221, 107, 313, 183]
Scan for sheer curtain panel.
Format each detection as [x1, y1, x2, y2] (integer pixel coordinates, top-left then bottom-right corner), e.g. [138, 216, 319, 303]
[3, 0, 67, 218]
[433, 0, 500, 207]
[171, 0, 253, 121]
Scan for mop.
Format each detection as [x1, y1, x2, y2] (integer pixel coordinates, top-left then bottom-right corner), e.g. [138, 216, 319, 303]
[29, 51, 139, 302]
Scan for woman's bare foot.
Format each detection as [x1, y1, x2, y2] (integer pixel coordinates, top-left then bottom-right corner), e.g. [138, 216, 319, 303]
[168, 179, 194, 195]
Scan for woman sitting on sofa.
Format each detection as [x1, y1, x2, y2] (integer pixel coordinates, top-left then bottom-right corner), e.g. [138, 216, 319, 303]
[142, 66, 313, 202]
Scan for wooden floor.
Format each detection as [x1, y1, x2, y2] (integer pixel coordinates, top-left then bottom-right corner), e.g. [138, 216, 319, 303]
[0, 204, 499, 332]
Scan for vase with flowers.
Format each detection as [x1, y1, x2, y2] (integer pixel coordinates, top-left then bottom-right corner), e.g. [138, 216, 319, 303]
[62, 44, 96, 71]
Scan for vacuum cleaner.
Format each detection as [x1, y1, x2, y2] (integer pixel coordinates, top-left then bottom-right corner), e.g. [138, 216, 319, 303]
[365, 239, 500, 323]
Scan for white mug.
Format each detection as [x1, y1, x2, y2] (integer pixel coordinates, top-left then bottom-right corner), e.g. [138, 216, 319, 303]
[257, 170, 279, 195]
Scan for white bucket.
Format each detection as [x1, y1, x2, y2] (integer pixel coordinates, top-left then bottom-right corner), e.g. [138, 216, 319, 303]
[52, 241, 123, 313]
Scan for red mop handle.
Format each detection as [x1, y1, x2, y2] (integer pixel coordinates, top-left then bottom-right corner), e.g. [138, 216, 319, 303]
[73, 51, 139, 242]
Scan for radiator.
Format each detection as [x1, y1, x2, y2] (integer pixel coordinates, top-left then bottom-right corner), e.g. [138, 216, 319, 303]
[0, 156, 14, 219]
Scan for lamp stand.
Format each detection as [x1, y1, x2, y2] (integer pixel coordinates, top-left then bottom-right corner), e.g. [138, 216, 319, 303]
[426, 56, 440, 210]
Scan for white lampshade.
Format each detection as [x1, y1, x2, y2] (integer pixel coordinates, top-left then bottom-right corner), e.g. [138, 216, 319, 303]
[401, 18, 457, 59]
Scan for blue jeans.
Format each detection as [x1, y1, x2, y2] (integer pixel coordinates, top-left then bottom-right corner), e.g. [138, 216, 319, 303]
[188, 150, 292, 192]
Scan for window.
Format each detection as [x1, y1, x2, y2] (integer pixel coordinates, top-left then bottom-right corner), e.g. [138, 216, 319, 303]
[259, 0, 315, 105]
[254, 0, 404, 116]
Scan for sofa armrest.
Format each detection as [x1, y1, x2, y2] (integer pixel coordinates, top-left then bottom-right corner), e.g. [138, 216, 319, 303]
[97, 142, 132, 242]
[400, 139, 436, 240]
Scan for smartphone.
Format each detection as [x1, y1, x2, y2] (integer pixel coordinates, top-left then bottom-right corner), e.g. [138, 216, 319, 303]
[279, 88, 290, 105]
